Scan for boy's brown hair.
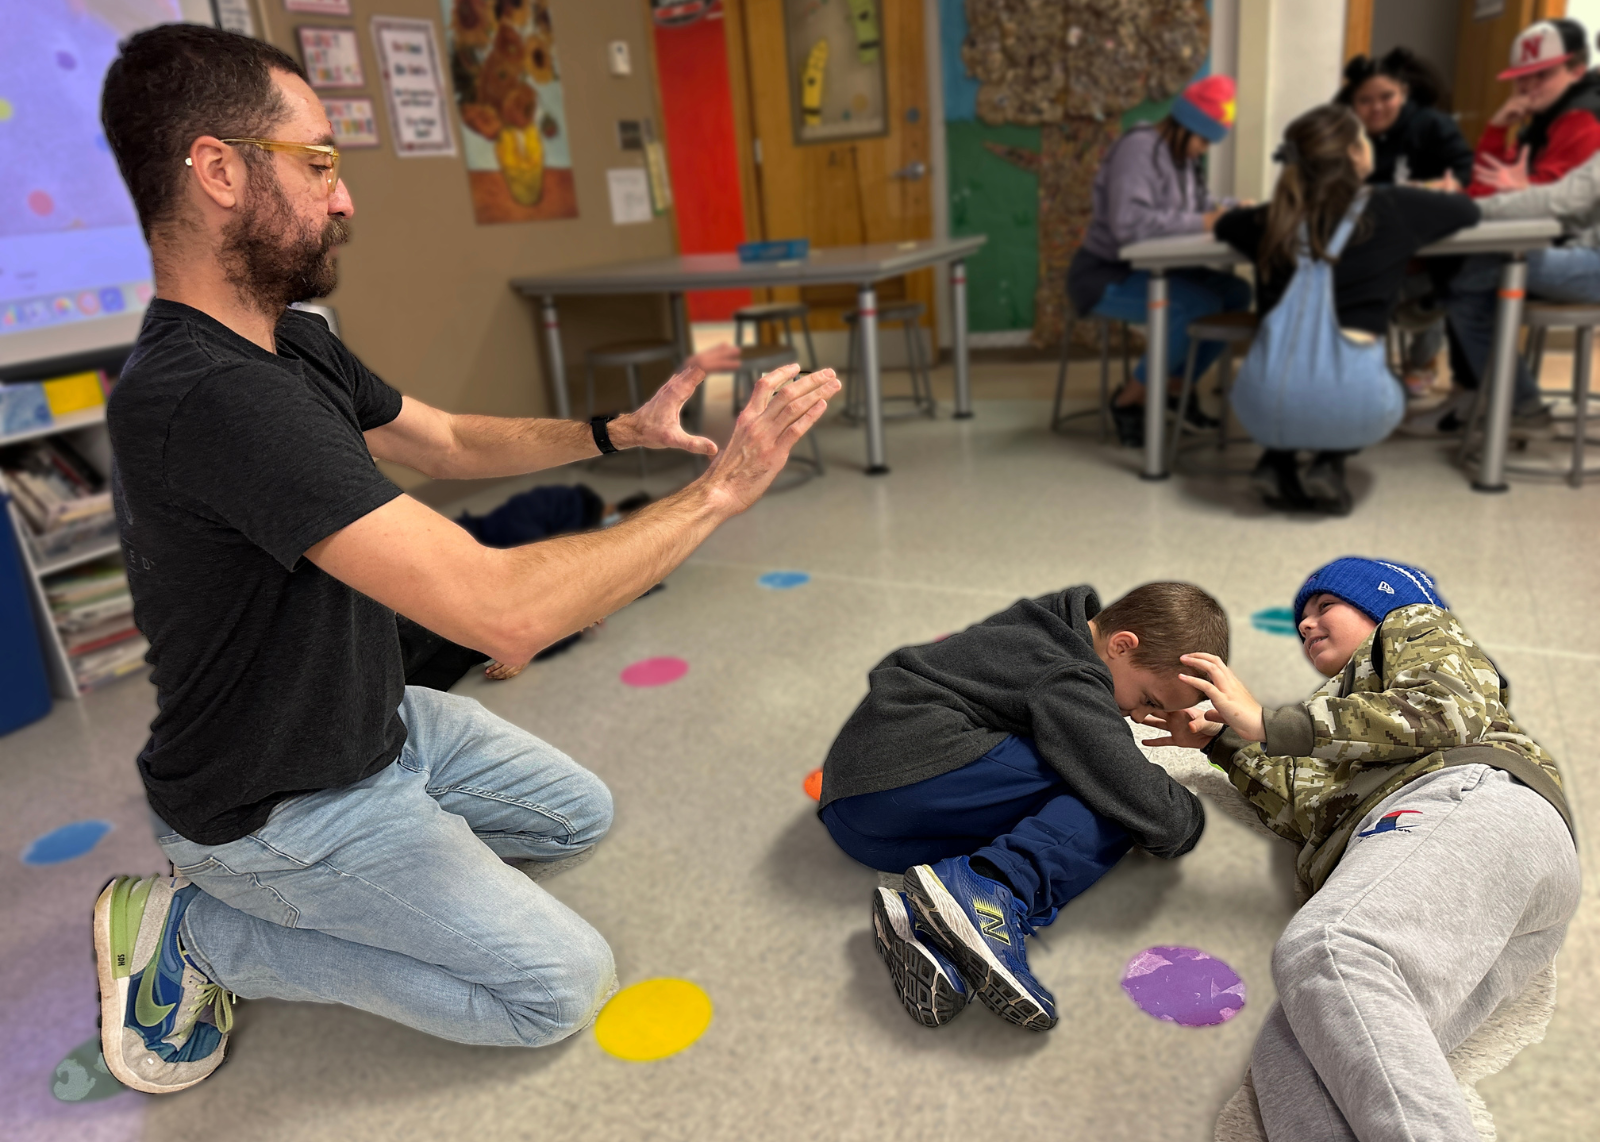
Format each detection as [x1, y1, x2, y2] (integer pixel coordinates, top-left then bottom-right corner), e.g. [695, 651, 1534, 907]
[1095, 581, 1229, 670]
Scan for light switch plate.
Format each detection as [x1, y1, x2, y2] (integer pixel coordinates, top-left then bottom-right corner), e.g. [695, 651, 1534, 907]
[608, 41, 632, 76]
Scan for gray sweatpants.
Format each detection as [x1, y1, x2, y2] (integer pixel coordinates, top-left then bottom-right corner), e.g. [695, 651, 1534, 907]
[1253, 764, 1579, 1142]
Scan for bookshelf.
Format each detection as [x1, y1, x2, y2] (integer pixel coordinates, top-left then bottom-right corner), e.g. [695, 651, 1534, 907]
[1, 403, 146, 700]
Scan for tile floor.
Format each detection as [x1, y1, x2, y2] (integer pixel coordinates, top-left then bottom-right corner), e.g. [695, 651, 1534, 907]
[3, 352, 1598, 1142]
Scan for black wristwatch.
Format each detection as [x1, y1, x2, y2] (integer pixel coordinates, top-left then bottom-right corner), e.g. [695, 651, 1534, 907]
[590, 414, 619, 455]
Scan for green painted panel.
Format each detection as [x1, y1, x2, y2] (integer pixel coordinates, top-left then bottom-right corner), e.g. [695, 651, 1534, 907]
[946, 122, 1040, 332]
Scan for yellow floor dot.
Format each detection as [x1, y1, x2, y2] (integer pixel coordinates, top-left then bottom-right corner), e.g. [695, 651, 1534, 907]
[594, 978, 712, 1062]
[0, 98, 12, 121]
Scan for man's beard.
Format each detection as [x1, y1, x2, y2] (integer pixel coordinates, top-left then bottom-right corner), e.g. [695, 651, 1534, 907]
[219, 162, 351, 315]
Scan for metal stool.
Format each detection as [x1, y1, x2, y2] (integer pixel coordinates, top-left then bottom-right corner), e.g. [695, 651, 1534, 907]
[1168, 310, 1259, 469]
[842, 300, 935, 420]
[734, 302, 818, 371]
[584, 339, 678, 477]
[1463, 302, 1600, 487]
[1052, 310, 1133, 439]
[733, 343, 825, 476]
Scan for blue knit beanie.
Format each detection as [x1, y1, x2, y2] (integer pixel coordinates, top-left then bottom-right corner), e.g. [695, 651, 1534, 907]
[1292, 557, 1447, 634]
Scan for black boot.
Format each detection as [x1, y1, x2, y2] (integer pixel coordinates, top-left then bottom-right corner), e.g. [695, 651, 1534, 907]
[1302, 451, 1354, 515]
[1251, 450, 1312, 511]
[1110, 388, 1145, 448]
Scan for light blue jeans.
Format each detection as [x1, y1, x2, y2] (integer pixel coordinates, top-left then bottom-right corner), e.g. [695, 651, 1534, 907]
[1091, 267, 1254, 385]
[1527, 244, 1600, 303]
[154, 686, 616, 1047]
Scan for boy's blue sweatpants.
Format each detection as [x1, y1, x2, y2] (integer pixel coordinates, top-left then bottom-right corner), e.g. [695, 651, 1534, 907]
[819, 735, 1132, 924]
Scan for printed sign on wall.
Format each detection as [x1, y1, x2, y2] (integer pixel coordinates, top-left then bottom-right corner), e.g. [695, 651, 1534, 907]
[371, 16, 455, 157]
[441, 0, 578, 223]
[297, 26, 364, 88]
[323, 97, 380, 147]
[284, 0, 351, 14]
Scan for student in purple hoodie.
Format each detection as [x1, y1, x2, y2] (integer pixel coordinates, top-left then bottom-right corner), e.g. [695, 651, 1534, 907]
[1067, 76, 1252, 446]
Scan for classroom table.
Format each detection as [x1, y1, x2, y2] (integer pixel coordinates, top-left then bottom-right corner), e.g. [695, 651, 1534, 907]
[1117, 217, 1562, 490]
[510, 236, 988, 475]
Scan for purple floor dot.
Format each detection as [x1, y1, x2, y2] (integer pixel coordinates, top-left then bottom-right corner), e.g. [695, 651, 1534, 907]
[1121, 945, 1246, 1027]
[56, 51, 77, 70]
[620, 656, 689, 687]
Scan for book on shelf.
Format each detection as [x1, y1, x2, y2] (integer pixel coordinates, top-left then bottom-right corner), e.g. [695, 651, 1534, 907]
[73, 635, 149, 692]
[53, 590, 134, 631]
[45, 563, 128, 605]
[0, 436, 112, 533]
[62, 615, 140, 655]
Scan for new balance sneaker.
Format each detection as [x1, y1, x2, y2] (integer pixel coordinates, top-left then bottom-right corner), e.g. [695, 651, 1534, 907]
[94, 875, 233, 1094]
[870, 887, 968, 1028]
[904, 857, 1057, 1031]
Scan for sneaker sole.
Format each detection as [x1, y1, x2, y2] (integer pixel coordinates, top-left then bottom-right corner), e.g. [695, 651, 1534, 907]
[903, 867, 1056, 1031]
[93, 878, 216, 1095]
[870, 889, 965, 1028]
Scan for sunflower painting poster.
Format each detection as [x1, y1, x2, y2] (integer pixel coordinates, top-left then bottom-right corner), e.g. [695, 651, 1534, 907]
[442, 0, 578, 223]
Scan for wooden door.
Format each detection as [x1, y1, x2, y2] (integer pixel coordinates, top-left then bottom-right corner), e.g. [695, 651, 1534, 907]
[1454, 0, 1567, 145]
[738, 0, 934, 332]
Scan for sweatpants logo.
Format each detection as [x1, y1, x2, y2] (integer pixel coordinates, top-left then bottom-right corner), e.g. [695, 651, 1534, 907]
[974, 898, 1011, 945]
[1357, 809, 1422, 838]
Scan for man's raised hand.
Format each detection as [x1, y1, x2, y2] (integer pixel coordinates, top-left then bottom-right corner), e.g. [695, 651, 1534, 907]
[703, 364, 840, 514]
[1178, 653, 1266, 743]
[610, 343, 743, 457]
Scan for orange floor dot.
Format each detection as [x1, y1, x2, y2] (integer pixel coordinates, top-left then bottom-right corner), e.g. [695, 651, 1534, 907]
[803, 768, 823, 800]
[594, 978, 713, 1062]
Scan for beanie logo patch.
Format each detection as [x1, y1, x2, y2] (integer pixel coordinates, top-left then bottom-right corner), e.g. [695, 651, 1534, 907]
[1378, 581, 1395, 594]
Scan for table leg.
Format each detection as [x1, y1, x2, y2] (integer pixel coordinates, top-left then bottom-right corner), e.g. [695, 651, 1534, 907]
[1141, 271, 1170, 480]
[540, 295, 571, 421]
[951, 259, 973, 419]
[859, 283, 889, 475]
[1473, 257, 1527, 493]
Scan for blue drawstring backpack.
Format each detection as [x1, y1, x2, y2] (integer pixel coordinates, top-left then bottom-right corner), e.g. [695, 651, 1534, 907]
[1231, 190, 1405, 451]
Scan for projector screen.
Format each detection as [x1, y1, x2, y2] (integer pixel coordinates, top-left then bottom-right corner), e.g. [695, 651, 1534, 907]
[0, 0, 215, 370]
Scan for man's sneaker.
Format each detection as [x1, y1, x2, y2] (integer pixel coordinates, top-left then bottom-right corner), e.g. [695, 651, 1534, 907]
[903, 858, 1057, 1031]
[94, 875, 233, 1094]
[870, 888, 968, 1028]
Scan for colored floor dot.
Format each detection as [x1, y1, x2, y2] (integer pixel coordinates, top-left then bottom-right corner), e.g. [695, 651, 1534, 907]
[23, 820, 112, 866]
[594, 979, 712, 1061]
[620, 656, 688, 687]
[757, 570, 810, 590]
[1121, 946, 1246, 1027]
[803, 768, 823, 800]
[1250, 607, 1299, 637]
[51, 1036, 125, 1102]
[56, 51, 77, 70]
[0, 98, 13, 122]
[27, 190, 54, 216]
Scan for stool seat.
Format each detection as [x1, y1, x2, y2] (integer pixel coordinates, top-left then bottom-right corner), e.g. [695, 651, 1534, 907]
[1186, 311, 1259, 342]
[843, 300, 925, 324]
[585, 340, 678, 368]
[736, 342, 801, 370]
[1523, 302, 1600, 327]
[733, 302, 809, 321]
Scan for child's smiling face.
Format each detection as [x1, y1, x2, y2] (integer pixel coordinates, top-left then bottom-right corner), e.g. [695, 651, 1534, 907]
[1298, 593, 1379, 677]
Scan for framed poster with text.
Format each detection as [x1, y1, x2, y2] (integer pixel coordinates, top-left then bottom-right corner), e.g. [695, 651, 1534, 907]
[322, 98, 379, 147]
[297, 26, 364, 89]
[371, 16, 455, 157]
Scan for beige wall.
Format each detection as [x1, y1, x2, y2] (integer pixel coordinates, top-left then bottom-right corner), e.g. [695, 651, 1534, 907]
[253, 0, 679, 489]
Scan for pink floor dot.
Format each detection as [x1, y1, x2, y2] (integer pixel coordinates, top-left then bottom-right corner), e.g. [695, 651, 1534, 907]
[28, 190, 54, 216]
[620, 656, 688, 687]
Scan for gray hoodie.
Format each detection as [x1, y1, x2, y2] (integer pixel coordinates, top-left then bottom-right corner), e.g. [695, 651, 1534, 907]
[1476, 150, 1600, 249]
[1067, 124, 1215, 313]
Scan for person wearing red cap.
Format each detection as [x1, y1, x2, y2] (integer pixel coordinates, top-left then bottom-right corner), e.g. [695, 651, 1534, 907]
[1468, 18, 1600, 196]
[1068, 74, 1251, 447]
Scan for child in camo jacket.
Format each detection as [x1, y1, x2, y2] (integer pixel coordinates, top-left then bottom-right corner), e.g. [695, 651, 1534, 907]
[1149, 556, 1577, 1142]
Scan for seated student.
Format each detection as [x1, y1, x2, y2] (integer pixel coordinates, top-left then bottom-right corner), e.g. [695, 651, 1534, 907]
[1150, 557, 1576, 1141]
[1214, 105, 1479, 512]
[1475, 146, 1600, 303]
[1067, 76, 1251, 447]
[817, 582, 1225, 1030]
[1419, 19, 1600, 434]
[1336, 48, 1473, 399]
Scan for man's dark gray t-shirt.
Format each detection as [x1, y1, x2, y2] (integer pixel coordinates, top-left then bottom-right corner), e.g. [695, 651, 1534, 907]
[820, 586, 1204, 859]
[110, 300, 406, 845]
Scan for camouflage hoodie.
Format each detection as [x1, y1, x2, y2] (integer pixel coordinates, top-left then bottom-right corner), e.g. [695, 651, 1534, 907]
[1206, 603, 1572, 894]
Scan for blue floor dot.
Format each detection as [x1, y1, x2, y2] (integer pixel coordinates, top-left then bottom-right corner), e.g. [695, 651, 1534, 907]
[1250, 607, 1299, 637]
[757, 571, 811, 590]
[22, 820, 112, 866]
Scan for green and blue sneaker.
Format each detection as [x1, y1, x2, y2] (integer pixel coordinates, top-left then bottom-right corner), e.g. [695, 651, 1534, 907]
[870, 887, 968, 1028]
[93, 875, 234, 1094]
[904, 857, 1057, 1031]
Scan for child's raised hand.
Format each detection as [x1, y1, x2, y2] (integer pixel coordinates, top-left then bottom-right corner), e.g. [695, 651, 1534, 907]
[1141, 705, 1224, 750]
[1178, 653, 1266, 743]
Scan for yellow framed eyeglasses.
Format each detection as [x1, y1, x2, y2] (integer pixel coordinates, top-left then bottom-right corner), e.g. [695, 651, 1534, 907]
[219, 138, 342, 194]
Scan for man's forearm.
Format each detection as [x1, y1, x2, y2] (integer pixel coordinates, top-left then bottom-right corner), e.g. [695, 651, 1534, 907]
[437, 413, 599, 479]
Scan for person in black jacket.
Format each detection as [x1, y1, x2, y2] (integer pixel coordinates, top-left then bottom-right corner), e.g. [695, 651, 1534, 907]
[818, 582, 1227, 1032]
[1336, 49, 1474, 401]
